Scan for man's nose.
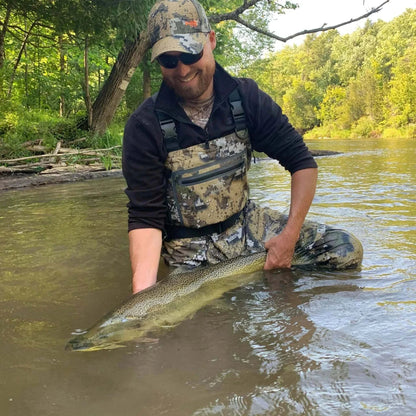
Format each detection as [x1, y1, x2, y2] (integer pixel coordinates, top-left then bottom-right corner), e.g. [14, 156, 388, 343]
[175, 60, 192, 76]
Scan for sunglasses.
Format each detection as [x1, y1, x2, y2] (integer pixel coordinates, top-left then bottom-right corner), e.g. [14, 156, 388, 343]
[157, 49, 204, 69]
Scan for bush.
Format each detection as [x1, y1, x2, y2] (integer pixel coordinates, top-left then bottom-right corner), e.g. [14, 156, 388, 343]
[0, 105, 125, 162]
[83, 123, 123, 149]
[351, 117, 378, 138]
[403, 124, 416, 138]
[381, 127, 403, 139]
[304, 124, 351, 139]
[0, 108, 88, 158]
[381, 124, 416, 139]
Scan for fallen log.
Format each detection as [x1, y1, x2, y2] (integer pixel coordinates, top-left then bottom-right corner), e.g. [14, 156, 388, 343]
[0, 145, 121, 165]
[0, 165, 51, 174]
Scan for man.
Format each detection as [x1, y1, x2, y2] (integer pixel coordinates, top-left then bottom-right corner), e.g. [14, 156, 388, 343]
[122, 0, 363, 294]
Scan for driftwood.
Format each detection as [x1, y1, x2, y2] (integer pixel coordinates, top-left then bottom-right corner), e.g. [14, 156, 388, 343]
[0, 161, 120, 175]
[1, 141, 339, 179]
[0, 163, 53, 174]
[0, 142, 122, 174]
[1, 144, 121, 164]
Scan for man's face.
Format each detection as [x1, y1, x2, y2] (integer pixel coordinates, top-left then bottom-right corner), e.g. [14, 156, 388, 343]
[160, 31, 216, 101]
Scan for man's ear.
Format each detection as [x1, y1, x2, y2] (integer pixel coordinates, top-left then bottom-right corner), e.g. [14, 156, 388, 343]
[208, 30, 216, 50]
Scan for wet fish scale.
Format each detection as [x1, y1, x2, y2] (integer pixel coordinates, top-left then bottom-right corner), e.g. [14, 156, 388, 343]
[66, 252, 266, 351]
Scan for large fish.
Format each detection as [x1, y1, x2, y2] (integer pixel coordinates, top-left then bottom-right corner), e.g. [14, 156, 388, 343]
[66, 251, 267, 351]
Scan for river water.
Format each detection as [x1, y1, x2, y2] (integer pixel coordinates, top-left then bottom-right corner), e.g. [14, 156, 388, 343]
[1, 138, 415, 416]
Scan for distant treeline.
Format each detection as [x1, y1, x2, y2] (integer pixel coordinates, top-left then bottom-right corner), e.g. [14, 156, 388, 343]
[239, 9, 416, 139]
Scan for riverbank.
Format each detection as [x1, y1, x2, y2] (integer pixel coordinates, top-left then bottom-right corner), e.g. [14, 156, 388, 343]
[0, 149, 339, 192]
[0, 167, 123, 192]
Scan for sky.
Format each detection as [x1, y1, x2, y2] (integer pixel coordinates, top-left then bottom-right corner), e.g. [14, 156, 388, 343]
[270, 0, 416, 49]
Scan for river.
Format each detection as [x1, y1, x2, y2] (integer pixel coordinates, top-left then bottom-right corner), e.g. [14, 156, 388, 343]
[1, 138, 415, 416]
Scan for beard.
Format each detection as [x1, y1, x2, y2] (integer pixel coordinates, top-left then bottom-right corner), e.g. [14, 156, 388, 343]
[163, 59, 216, 101]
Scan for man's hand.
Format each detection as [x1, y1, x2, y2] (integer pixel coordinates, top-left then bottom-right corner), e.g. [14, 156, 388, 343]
[264, 229, 298, 270]
[263, 167, 318, 271]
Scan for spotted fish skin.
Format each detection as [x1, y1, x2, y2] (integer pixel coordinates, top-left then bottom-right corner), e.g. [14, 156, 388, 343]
[66, 252, 266, 351]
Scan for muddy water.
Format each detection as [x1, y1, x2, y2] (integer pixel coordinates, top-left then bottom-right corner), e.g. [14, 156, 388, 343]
[1, 138, 415, 415]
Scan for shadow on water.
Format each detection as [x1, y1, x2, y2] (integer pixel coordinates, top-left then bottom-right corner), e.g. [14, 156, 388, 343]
[1, 139, 416, 415]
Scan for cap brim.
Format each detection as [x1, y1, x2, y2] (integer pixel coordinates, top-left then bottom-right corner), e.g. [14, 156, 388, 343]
[151, 32, 208, 62]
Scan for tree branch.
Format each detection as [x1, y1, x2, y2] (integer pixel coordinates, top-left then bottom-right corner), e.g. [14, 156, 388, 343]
[6, 23, 56, 43]
[209, 0, 264, 24]
[209, 0, 391, 43]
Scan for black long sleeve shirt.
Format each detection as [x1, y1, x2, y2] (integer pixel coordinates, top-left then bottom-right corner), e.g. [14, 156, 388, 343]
[122, 63, 317, 233]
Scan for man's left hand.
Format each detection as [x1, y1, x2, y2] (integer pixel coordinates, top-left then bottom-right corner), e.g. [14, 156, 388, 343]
[264, 230, 298, 270]
[263, 167, 317, 270]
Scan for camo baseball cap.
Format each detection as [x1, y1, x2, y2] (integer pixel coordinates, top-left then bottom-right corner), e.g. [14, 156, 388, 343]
[148, 0, 211, 62]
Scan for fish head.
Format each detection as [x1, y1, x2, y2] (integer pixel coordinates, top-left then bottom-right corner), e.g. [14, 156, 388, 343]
[65, 321, 144, 352]
[65, 329, 120, 352]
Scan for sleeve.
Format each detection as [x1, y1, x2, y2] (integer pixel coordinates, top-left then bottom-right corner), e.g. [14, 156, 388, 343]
[239, 78, 317, 174]
[122, 101, 168, 232]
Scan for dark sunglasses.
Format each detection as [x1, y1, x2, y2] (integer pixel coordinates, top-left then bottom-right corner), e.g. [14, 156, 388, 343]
[157, 49, 204, 69]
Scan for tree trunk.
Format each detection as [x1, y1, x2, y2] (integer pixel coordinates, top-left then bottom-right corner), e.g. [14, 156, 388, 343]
[7, 20, 36, 98]
[142, 54, 151, 100]
[91, 31, 150, 135]
[58, 35, 66, 117]
[0, 3, 12, 68]
[82, 36, 92, 128]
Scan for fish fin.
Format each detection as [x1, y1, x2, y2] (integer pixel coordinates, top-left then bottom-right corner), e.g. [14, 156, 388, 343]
[206, 297, 234, 312]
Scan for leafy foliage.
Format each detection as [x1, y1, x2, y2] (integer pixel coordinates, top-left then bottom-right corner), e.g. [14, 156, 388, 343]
[241, 9, 416, 138]
[0, 0, 299, 142]
[0, 1, 415, 158]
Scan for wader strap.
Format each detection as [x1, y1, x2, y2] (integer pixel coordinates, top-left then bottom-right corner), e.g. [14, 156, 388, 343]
[152, 92, 180, 152]
[165, 210, 243, 241]
[156, 110, 180, 152]
[229, 88, 246, 132]
[153, 88, 246, 153]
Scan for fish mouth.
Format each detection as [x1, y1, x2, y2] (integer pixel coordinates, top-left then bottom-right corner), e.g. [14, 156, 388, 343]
[65, 328, 135, 352]
[65, 336, 95, 352]
[65, 337, 125, 352]
[65, 333, 114, 352]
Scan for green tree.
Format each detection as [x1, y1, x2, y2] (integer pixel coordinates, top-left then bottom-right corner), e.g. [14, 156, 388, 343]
[283, 78, 320, 132]
[372, 9, 416, 82]
[388, 42, 416, 126]
[239, 8, 416, 138]
[319, 85, 347, 128]
[0, 0, 394, 140]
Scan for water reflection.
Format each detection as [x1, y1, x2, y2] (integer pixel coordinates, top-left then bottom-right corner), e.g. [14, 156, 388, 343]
[192, 268, 367, 415]
[1, 139, 416, 415]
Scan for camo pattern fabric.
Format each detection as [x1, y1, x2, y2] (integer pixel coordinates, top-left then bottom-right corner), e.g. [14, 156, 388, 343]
[148, 0, 211, 61]
[162, 200, 364, 270]
[165, 130, 251, 228]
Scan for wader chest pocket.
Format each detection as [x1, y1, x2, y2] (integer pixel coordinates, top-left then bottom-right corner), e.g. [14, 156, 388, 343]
[169, 153, 249, 228]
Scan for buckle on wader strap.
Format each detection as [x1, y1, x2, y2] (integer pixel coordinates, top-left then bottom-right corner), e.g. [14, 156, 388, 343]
[157, 111, 180, 152]
[152, 92, 181, 152]
[229, 88, 246, 132]
[164, 210, 243, 241]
